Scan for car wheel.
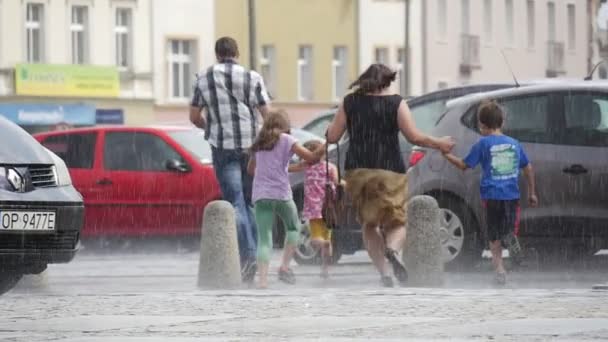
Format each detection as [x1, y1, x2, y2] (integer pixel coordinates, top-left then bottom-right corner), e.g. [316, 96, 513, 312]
[435, 194, 482, 270]
[293, 224, 343, 265]
[0, 272, 23, 295]
[293, 222, 321, 265]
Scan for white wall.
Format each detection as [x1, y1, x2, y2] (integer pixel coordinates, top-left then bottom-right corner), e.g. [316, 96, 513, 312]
[424, 0, 589, 92]
[152, 0, 215, 106]
[0, 0, 153, 98]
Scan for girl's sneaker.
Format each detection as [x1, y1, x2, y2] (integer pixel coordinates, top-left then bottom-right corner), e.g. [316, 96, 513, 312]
[278, 268, 296, 285]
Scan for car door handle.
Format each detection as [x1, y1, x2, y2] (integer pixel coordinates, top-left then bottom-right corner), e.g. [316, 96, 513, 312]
[96, 178, 113, 186]
[562, 165, 588, 175]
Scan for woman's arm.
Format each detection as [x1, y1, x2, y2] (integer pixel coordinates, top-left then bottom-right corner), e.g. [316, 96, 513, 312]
[397, 100, 455, 153]
[247, 155, 256, 176]
[326, 101, 347, 144]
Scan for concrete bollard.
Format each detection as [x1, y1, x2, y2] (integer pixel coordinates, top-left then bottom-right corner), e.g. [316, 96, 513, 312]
[402, 195, 444, 287]
[198, 200, 242, 289]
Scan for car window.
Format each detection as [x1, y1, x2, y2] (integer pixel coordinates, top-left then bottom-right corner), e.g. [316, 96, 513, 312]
[104, 132, 182, 171]
[42, 133, 96, 169]
[303, 114, 334, 137]
[410, 99, 447, 134]
[499, 95, 552, 144]
[561, 92, 608, 147]
[168, 130, 212, 163]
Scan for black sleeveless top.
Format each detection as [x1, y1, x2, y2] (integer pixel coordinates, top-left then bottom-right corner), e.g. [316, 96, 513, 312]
[343, 93, 406, 174]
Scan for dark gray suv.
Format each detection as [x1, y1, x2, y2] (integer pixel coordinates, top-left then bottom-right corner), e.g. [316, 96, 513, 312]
[408, 82, 608, 267]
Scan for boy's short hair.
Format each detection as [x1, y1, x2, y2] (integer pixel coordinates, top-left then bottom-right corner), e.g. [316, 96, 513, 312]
[477, 99, 504, 130]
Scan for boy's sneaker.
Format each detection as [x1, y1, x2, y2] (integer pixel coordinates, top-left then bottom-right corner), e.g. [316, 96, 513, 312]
[385, 248, 408, 284]
[278, 268, 296, 285]
[502, 232, 524, 266]
[241, 260, 257, 284]
[381, 275, 394, 288]
[495, 272, 507, 286]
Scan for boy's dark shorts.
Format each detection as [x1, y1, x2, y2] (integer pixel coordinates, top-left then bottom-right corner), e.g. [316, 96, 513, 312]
[484, 199, 519, 242]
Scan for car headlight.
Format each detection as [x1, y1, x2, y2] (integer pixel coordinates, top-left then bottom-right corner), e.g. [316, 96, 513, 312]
[46, 149, 72, 186]
[0, 167, 12, 191]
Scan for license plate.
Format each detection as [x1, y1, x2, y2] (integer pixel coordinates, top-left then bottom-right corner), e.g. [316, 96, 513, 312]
[0, 211, 56, 231]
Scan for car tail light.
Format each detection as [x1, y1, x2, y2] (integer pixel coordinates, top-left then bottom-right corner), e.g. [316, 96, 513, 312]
[409, 150, 426, 168]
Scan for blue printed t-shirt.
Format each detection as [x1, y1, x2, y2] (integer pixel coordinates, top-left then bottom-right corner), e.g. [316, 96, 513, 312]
[463, 135, 529, 200]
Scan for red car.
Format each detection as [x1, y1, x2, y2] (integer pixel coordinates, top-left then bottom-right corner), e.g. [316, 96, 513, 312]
[34, 126, 221, 237]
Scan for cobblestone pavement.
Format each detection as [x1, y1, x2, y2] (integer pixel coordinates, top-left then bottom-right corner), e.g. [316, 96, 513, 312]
[2, 250, 608, 341]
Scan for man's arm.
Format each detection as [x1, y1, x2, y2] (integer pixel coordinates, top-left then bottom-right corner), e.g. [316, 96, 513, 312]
[443, 153, 468, 171]
[523, 164, 538, 207]
[189, 74, 207, 129]
[253, 74, 272, 121]
[258, 104, 271, 121]
[247, 156, 256, 176]
[189, 106, 206, 129]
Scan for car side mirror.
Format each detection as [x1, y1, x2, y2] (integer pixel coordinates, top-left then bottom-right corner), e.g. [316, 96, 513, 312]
[165, 159, 190, 173]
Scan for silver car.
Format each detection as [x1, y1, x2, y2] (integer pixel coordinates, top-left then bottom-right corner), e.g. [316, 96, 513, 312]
[408, 81, 608, 268]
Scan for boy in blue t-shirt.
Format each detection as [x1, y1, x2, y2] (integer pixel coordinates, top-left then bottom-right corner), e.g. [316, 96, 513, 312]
[443, 100, 538, 285]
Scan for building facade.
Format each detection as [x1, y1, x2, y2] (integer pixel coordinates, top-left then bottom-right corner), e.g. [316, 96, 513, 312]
[216, 0, 358, 125]
[418, 0, 591, 93]
[0, 0, 158, 131]
[361, 0, 592, 96]
[0, 0, 216, 130]
[152, 0, 215, 124]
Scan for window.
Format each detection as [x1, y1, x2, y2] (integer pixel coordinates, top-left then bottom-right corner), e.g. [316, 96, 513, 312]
[168, 131, 212, 162]
[526, 0, 535, 48]
[505, 0, 514, 45]
[71, 6, 89, 64]
[259, 45, 276, 97]
[567, 4, 576, 50]
[168, 40, 195, 100]
[561, 93, 608, 147]
[461, 0, 470, 34]
[332, 46, 348, 100]
[104, 132, 182, 171]
[115, 8, 132, 69]
[25, 3, 44, 63]
[42, 133, 97, 169]
[374, 47, 389, 64]
[548, 2, 556, 41]
[438, 0, 447, 40]
[483, 0, 493, 43]
[500, 95, 551, 143]
[297, 45, 313, 101]
[397, 48, 406, 95]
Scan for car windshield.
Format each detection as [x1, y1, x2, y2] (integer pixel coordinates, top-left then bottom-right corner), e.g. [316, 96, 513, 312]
[291, 128, 324, 143]
[168, 130, 212, 164]
[302, 114, 334, 137]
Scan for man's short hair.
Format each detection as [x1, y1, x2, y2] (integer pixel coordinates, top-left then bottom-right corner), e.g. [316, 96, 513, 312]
[215, 37, 239, 59]
[477, 99, 504, 129]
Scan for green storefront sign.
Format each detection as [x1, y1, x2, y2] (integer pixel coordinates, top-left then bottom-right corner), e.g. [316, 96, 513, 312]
[15, 63, 120, 98]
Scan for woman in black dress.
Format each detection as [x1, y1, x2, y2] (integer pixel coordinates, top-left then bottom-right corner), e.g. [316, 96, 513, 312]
[326, 64, 454, 287]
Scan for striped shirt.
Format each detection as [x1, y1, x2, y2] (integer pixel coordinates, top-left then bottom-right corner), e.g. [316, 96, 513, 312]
[191, 59, 270, 150]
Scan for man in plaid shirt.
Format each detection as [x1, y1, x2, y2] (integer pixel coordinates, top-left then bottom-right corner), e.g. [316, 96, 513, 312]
[190, 37, 271, 283]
